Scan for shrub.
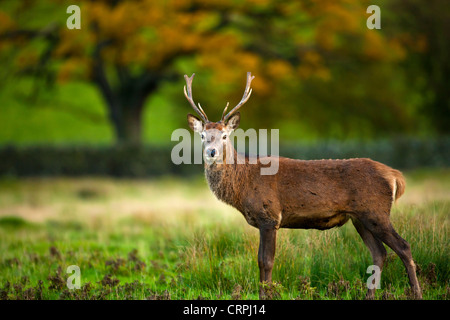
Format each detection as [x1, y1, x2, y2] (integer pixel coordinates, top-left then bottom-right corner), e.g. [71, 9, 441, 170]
[0, 136, 448, 177]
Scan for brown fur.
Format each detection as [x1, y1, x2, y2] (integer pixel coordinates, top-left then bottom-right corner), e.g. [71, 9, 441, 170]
[184, 73, 421, 300]
[206, 153, 403, 229]
[201, 130, 421, 300]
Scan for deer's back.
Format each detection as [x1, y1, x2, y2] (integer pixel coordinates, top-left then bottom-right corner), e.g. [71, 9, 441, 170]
[275, 157, 399, 229]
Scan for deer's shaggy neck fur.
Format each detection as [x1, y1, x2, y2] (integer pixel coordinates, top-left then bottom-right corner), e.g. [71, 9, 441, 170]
[205, 145, 250, 211]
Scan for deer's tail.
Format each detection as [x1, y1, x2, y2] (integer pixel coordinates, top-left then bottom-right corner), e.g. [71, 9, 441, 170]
[392, 169, 406, 202]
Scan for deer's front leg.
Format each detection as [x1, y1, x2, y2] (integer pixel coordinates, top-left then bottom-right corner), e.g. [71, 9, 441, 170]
[258, 226, 277, 299]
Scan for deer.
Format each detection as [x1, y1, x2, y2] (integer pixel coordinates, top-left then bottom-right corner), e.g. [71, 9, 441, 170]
[183, 72, 422, 300]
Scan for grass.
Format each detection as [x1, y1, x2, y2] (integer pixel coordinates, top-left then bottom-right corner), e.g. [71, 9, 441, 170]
[0, 169, 448, 300]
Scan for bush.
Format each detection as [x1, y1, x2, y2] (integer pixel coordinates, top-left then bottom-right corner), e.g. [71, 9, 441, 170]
[0, 144, 202, 177]
[0, 136, 448, 177]
[281, 136, 450, 170]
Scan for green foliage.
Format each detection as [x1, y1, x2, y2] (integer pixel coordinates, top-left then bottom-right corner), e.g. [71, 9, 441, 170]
[281, 136, 450, 169]
[0, 0, 447, 143]
[0, 216, 31, 229]
[0, 144, 202, 177]
[0, 79, 183, 145]
[387, 0, 450, 135]
[0, 137, 448, 178]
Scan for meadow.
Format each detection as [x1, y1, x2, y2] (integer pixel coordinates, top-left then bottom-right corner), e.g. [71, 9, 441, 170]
[0, 169, 448, 300]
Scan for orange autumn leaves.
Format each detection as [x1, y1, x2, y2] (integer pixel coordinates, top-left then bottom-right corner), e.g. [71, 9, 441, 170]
[1, 0, 424, 91]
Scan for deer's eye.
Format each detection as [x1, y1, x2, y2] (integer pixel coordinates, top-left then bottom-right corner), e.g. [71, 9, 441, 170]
[222, 134, 227, 140]
[201, 133, 205, 140]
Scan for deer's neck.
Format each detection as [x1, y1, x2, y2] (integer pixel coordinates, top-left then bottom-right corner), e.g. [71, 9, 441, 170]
[204, 147, 247, 208]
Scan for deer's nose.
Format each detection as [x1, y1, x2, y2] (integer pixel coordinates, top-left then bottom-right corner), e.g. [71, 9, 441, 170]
[207, 148, 217, 158]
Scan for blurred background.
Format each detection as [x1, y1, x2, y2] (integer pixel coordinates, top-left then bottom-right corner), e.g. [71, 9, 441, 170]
[0, 0, 448, 176]
[0, 0, 449, 300]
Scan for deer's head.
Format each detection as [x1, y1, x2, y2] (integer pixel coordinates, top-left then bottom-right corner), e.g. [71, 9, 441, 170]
[184, 72, 254, 165]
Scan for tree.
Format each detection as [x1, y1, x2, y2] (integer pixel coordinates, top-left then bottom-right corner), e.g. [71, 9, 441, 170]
[0, 0, 422, 143]
[1, 0, 258, 144]
[389, 0, 450, 134]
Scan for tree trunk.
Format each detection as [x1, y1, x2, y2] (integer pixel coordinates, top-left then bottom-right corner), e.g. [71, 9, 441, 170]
[121, 105, 143, 145]
[108, 102, 144, 145]
[92, 53, 159, 145]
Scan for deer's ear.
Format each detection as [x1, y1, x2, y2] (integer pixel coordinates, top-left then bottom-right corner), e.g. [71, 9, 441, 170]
[226, 112, 240, 131]
[187, 114, 204, 133]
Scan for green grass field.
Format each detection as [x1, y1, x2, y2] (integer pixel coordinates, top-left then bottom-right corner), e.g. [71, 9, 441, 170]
[0, 169, 448, 300]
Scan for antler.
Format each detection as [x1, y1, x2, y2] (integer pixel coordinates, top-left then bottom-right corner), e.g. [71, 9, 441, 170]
[221, 72, 255, 123]
[184, 73, 209, 123]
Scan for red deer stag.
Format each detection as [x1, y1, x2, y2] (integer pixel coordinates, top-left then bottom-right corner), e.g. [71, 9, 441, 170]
[183, 72, 422, 300]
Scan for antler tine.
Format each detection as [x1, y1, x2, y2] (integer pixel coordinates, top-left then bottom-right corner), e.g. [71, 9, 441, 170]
[221, 102, 230, 121]
[184, 73, 209, 123]
[222, 72, 255, 122]
[197, 103, 208, 122]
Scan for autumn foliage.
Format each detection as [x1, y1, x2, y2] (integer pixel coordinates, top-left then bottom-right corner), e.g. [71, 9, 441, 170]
[0, 0, 447, 144]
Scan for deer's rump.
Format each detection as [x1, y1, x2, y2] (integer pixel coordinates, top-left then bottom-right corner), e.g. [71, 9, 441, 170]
[276, 157, 403, 230]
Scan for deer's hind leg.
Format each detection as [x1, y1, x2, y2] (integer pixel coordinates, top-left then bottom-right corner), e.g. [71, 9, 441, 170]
[356, 212, 422, 299]
[352, 218, 387, 299]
